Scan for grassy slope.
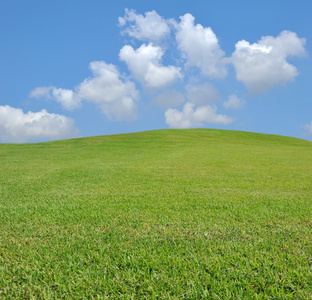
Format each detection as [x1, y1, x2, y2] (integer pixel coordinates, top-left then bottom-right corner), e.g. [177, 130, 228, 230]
[0, 129, 312, 299]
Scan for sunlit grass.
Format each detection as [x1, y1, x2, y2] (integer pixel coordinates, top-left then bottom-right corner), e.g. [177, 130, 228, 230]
[1, 129, 312, 299]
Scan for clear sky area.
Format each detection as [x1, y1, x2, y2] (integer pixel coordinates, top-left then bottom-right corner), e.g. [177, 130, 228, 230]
[1, 0, 312, 143]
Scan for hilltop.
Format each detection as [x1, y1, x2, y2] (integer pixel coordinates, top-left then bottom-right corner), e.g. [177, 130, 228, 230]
[1, 129, 312, 299]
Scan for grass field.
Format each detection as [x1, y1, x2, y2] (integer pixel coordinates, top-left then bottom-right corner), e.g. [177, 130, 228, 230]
[1, 129, 312, 299]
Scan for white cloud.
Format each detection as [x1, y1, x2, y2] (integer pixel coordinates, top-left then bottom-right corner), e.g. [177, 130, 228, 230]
[118, 9, 170, 43]
[0, 105, 79, 143]
[31, 61, 139, 121]
[231, 30, 306, 95]
[30, 86, 82, 110]
[186, 82, 221, 105]
[52, 88, 82, 110]
[119, 43, 182, 89]
[29, 86, 54, 99]
[165, 102, 234, 128]
[303, 122, 312, 138]
[152, 90, 185, 108]
[77, 61, 139, 121]
[223, 94, 245, 110]
[175, 13, 227, 78]
[28, 11, 307, 133]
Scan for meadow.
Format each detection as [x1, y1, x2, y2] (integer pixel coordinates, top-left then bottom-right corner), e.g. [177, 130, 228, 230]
[0, 129, 312, 299]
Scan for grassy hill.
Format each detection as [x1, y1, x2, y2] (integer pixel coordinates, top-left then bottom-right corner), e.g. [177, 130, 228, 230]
[1, 129, 312, 299]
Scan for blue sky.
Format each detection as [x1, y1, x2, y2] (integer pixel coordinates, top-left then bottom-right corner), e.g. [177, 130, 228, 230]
[1, 0, 312, 143]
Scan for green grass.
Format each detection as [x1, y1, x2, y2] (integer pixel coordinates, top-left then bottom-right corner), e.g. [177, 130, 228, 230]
[1, 129, 312, 299]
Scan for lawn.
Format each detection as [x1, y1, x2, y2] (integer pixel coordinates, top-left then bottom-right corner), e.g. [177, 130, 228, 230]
[0, 129, 312, 299]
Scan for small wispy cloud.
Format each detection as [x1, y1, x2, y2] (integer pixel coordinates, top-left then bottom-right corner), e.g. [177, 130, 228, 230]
[30, 86, 82, 110]
[186, 82, 222, 105]
[223, 94, 245, 110]
[165, 102, 234, 129]
[302, 121, 312, 139]
[152, 90, 185, 108]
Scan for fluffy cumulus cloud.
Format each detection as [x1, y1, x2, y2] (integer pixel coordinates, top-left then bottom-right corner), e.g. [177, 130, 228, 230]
[52, 88, 81, 110]
[186, 82, 221, 105]
[119, 9, 170, 43]
[231, 30, 306, 95]
[152, 90, 185, 108]
[77, 61, 139, 120]
[0, 105, 79, 143]
[165, 102, 234, 129]
[175, 13, 227, 78]
[19, 10, 307, 143]
[119, 43, 182, 89]
[223, 94, 245, 110]
[31, 61, 139, 121]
